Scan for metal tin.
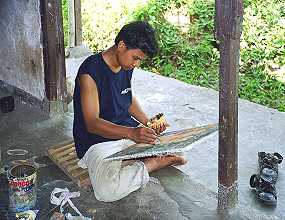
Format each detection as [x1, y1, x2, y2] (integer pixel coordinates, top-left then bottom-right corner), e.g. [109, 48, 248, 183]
[8, 164, 37, 212]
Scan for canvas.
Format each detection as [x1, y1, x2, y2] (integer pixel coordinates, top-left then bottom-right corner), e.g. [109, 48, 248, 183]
[105, 124, 218, 161]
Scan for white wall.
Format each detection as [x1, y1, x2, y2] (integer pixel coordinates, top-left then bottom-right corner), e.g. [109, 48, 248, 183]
[0, 0, 45, 100]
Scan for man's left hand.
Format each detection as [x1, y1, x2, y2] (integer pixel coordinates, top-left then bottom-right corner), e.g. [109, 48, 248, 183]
[152, 122, 167, 135]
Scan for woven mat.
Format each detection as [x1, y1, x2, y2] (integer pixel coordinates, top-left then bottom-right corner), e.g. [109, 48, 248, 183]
[46, 140, 91, 189]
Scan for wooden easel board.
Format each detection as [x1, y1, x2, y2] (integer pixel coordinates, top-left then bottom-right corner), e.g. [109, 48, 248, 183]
[46, 140, 91, 188]
[105, 124, 218, 161]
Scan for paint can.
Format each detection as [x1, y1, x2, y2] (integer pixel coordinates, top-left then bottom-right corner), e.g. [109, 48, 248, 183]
[8, 164, 37, 212]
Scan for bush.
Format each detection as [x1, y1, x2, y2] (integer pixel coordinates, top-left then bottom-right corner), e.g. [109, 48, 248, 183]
[133, 0, 285, 111]
[62, 0, 285, 111]
[239, 0, 285, 111]
[133, 0, 219, 90]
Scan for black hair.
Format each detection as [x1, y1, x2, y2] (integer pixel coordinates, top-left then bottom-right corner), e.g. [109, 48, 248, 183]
[115, 21, 158, 58]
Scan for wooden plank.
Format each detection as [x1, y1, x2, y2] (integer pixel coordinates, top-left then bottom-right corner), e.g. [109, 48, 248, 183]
[48, 142, 74, 155]
[68, 0, 75, 47]
[217, 0, 243, 209]
[78, 172, 90, 181]
[55, 147, 76, 158]
[72, 169, 88, 178]
[74, 0, 82, 46]
[47, 140, 91, 188]
[62, 158, 79, 167]
[57, 152, 77, 163]
[67, 164, 81, 172]
[48, 154, 78, 183]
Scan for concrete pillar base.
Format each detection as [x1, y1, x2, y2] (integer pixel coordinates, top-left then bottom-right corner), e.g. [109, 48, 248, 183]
[218, 182, 238, 209]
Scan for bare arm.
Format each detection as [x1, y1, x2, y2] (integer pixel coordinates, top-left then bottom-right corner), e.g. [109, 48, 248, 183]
[79, 74, 156, 144]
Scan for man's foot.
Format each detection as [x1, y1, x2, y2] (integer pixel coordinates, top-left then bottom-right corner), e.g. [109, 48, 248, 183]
[143, 155, 187, 172]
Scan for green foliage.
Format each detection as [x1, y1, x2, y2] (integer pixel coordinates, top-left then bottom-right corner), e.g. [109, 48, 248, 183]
[81, 0, 147, 52]
[62, 0, 69, 47]
[133, 0, 219, 90]
[240, 0, 285, 111]
[62, 0, 285, 111]
[133, 0, 285, 111]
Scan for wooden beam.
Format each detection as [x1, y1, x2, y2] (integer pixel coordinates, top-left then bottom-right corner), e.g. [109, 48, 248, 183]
[68, 0, 75, 47]
[41, 0, 67, 112]
[216, 0, 243, 209]
[74, 0, 82, 46]
[68, 0, 82, 47]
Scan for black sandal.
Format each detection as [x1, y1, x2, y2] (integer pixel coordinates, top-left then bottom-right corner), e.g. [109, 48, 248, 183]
[258, 152, 283, 183]
[250, 174, 277, 206]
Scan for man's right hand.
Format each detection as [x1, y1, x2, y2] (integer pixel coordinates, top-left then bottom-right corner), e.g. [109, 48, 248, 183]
[128, 127, 157, 144]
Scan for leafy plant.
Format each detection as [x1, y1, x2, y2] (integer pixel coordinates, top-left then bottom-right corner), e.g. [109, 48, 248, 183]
[132, 0, 285, 111]
[62, 0, 285, 111]
[62, 0, 69, 48]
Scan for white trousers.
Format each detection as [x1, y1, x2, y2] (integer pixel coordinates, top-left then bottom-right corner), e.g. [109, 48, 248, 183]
[78, 139, 150, 202]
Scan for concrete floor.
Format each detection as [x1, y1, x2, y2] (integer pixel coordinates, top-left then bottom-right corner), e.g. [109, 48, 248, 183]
[0, 56, 284, 219]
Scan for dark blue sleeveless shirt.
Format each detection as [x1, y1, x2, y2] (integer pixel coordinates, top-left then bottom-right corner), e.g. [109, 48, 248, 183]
[73, 53, 139, 159]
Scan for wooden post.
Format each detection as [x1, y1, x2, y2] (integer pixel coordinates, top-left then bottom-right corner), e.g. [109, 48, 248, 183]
[216, 0, 243, 209]
[74, 0, 82, 46]
[41, 0, 68, 112]
[68, 0, 82, 47]
[68, 0, 75, 47]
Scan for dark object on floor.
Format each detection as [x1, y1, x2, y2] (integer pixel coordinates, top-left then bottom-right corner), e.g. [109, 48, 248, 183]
[250, 174, 277, 205]
[0, 96, 15, 113]
[250, 152, 283, 206]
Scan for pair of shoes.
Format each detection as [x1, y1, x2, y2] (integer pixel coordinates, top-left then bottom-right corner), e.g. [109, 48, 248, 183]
[249, 152, 283, 206]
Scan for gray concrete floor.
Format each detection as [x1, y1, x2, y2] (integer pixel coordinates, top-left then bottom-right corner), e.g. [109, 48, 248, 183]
[0, 56, 284, 219]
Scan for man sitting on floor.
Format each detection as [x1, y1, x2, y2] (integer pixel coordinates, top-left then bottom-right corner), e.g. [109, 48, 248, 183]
[73, 21, 187, 202]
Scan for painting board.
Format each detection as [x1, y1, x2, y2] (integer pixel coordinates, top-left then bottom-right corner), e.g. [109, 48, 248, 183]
[105, 124, 218, 161]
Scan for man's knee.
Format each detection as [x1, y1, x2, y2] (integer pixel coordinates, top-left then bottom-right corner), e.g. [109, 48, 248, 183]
[92, 181, 129, 202]
[88, 161, 147, 202]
